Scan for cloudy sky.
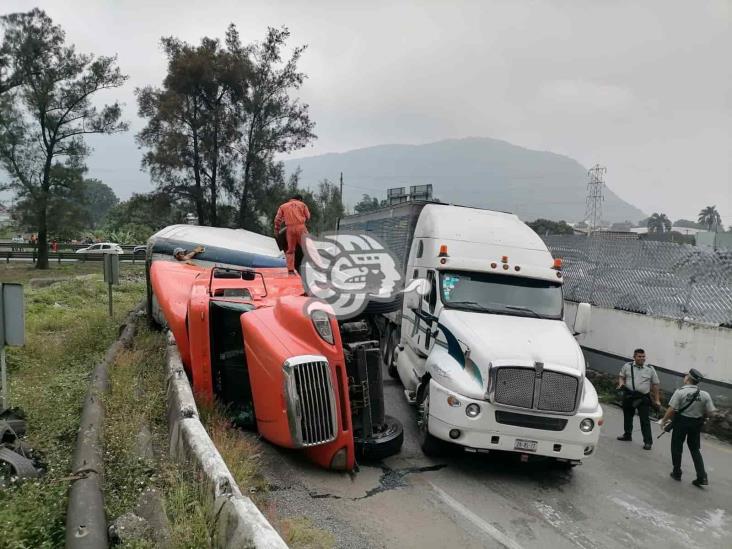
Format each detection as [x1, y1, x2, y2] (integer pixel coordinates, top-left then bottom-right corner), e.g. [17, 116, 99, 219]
[3, 0, 731, 225]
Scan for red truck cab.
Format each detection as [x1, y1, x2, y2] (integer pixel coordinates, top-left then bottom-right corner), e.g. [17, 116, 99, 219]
[146, 225, 403, 471]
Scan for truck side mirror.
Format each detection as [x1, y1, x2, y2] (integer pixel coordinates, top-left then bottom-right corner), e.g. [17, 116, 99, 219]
[405, 291, 420, 310]
[573, 302, 591, 335]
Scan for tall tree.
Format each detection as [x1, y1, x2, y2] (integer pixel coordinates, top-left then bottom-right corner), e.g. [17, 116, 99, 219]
[698, 205, 721, 231]
[313, 179, 344, 234]
[136, 32, 250, 226]
[11, 164, 89, 239]
[231, 26, 316, 228]
[83, 178, 118, 228]
[647, 212, 672, 234]
[0, 9, 127, 268]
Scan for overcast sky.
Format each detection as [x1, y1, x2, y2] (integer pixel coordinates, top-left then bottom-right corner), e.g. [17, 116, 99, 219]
[3, 0, 731, 225]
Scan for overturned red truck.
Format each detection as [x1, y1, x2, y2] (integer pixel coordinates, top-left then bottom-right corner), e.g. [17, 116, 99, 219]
[145, 225, 403, 471]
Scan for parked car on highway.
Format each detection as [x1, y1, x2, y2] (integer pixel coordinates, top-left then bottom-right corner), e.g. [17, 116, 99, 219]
[133, 245, 147, 255]
[75, 243, 123, 254]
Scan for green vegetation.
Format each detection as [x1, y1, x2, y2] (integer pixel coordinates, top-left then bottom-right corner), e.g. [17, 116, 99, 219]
[526, 218, 575, 236]
[0, 265, 144, 547]
[104, 326, 213, 548]
[0, 262, 112, 283]
[197, 400, 334, 548]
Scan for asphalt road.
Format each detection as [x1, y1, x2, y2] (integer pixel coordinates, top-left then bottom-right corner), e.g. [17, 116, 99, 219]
[259, 372, 732, 549]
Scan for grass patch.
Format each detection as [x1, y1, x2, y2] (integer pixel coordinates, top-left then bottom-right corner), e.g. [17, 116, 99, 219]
[0, 261, 145, 284]
[0, 267, 144, 548]
[104, 326, 213, 548]
[198, 401, 334, 548]
[197, 400, 268, 496]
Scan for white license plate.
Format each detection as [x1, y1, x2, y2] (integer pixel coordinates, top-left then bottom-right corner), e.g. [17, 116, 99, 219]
[514, 439, 538, 452]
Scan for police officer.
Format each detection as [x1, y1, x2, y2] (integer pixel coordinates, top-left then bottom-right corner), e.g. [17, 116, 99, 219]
[661, 369, 716, 487]
[617, 348, 661, 450]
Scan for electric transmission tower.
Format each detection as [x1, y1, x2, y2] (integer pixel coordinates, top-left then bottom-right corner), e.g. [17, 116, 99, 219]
[585, 164, 606, 234]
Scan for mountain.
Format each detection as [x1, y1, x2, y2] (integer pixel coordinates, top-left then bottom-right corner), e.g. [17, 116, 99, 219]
[283, 137, 644, 223]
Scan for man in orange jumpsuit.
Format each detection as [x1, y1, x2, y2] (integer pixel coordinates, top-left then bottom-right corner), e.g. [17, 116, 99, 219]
[274, 194, 311, 274]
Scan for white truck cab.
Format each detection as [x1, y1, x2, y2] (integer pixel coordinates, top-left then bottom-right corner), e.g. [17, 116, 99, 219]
[339, 202, 602, 464]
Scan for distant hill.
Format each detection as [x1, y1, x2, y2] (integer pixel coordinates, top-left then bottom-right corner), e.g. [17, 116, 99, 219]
[283, 137, 644, 223]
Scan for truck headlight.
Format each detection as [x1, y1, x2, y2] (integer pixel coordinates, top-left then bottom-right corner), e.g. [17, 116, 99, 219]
[311, 309, 334, 344]
[579, 418, 594, 432]
[466, 403, 481, 418]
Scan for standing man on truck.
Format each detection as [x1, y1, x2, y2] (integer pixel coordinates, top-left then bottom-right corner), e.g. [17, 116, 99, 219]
[274, 194, 310, 275]
[617, 348, 661, 450]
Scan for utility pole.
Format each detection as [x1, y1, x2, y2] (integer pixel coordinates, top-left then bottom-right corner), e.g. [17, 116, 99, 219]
[585, 164, 606, 235]
[339, 172, 344, 210]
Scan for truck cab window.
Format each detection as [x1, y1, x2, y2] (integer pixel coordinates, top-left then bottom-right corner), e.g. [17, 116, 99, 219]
[416, 240, 424, 258]
[441, 270, 563, 319]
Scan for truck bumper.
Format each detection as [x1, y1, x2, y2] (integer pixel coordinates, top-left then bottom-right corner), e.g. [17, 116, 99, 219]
[428, 379, 602, 461]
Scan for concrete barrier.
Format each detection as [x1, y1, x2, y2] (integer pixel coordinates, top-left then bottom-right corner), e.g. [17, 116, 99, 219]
[164, 333, 287, 548]
[565, 301, 732, 406]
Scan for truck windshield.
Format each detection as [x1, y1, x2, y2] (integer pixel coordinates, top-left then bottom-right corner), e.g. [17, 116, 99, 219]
[440, 271, 563, 319]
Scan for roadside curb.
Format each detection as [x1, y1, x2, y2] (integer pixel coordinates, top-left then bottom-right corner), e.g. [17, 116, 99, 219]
[164, 332, 288, 548]
[65, 302, 144, 549]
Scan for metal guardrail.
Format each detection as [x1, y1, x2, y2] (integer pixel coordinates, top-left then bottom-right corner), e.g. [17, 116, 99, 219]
[1, 251, 142, 263]
[542, 235, 732, 327]
[0, 243, 142, 252]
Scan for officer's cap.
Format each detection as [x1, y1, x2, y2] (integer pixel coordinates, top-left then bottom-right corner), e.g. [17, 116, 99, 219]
[688, 368, 704, 383]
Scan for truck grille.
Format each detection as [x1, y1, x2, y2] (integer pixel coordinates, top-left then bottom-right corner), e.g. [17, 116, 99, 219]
[495, 411, 568, 431]
[290, 360, 338, 446]
[493, 367, 579, 414]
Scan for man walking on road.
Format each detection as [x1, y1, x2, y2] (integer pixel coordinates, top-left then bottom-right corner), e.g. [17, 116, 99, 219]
[274, 194, 310, 275]
[661, 369, 715, 487]
[617, 349, 661, 450]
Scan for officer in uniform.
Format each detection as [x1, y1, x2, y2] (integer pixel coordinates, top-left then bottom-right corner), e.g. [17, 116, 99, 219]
[661, 368, 716, 487]
[617, 348, 661, 450]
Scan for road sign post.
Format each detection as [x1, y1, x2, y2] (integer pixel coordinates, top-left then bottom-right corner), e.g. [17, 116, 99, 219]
[0, 283, 25, 411]
[103, 253, 120, 317]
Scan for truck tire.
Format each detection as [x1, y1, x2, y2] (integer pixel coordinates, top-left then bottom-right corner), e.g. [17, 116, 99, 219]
[416, 386, 448, 457]
[355, 415, 404, 462]
[384, 328, 399, 379]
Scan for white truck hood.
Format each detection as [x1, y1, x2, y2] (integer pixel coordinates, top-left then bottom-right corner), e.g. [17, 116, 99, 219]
[437, 309, 585, 386]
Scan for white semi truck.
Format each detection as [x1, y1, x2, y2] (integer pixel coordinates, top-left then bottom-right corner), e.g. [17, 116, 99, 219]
[338, 201, 603, 464]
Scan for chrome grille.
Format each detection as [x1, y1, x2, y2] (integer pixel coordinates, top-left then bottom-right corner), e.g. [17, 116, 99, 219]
[288, 359, 337, 446]
[537, 371, 579, 413]
[494, 367, 536, 408]
[493, 366, 580, 414]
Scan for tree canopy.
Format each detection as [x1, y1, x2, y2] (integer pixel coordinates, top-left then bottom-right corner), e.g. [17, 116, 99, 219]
[353, 194, 382, 214]
[526, 218, 574, 236]
[647, 212, 672, 233]
[698, 205, 722, 231]
[0, 9, 127, 267]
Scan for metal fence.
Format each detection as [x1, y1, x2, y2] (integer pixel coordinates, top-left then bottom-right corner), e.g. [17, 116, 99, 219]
[542, 235, 732, 327]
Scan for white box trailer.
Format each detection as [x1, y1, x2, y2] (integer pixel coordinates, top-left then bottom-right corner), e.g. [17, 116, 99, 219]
[338, 201, 603, 464]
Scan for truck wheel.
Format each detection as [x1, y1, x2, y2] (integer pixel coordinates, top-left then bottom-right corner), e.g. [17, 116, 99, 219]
[385, 329, 399, 379]
[355, 415, 404, 462]
[417, 388, 448, 457]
